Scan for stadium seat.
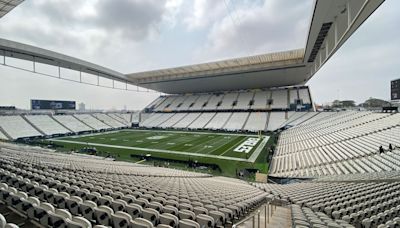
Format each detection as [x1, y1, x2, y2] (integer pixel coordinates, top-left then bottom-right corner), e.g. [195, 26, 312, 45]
[178, 219, 201, 228]
[196, 214, 215, 228]
[178, 209, 196, 220]
[126, 203, 143, 219]
[94, 205, 114, 226]
[112, 211, 133, 228]
[142, 208, 160, 225]
[159, 213, 179, 228]
[132, 218, 154, 228]
[80, 200, 97, 222]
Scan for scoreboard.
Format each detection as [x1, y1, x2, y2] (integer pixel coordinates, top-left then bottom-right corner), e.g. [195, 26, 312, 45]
[31, 99, 76, 110]
[391, 79, 400, 101]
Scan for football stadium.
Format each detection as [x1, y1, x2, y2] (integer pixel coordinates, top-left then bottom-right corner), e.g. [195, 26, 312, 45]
[0, 0, 399, 227]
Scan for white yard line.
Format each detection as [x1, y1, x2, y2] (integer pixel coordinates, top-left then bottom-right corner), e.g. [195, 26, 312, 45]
[248, 136, 270, 162]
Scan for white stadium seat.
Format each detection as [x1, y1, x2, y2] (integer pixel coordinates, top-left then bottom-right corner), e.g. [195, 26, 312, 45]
[53, 115, 93, 133]
[74, 114, 112, 130]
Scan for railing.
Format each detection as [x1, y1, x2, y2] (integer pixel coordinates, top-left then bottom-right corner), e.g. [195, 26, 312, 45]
[232, 199, 280, 228]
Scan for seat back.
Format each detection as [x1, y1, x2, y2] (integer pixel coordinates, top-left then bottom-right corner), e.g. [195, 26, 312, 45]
[196, 214, 215, 228]
[111, 199, 128, 212]
[178, 210, 196, 220]
[94, 205, 114, 226]
[121, 195, 135, 204]
[209, 210, 226, 226]
[81, 200, 97, 221]
[149, 201, 164, 213]
[66, 196, 83, 215]
[178, 219, 200, 228]
[132, 218, 153, 228]
[135, 198, 149, 208]
[159, 213, 179, 228]
[35, 203, 55, 226]
[49, 209, 71, 228]
[142, 208, 160, 225]
[193, 207, 208, 216]
[98, 195, 113, 207]
[54, 192, 70, 209]
[112, 211, 132, 228]
[0, 214, 6, 228]
[67, 216, 92, 228]
[126, 203, 143, 219]
[163, 205, 179, 216]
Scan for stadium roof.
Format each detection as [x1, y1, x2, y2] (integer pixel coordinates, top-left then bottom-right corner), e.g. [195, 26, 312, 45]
[0, 0, 385, 94]
[0, 0, 23, 18]
[0, 38, 129, 83]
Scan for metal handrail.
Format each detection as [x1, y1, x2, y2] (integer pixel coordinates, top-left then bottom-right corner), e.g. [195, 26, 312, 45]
[232, 197, 278, 228]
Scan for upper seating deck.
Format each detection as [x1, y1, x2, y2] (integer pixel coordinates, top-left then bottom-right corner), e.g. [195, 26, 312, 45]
[217, 92, 238, 110]
[176, 95, 198, 111]
[203, 94, 224, 111]
[270, 90, 288, 110]
[234, 92, 254, 110]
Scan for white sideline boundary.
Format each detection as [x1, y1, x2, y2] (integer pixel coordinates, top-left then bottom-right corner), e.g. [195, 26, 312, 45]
[50, 135, 270, 163]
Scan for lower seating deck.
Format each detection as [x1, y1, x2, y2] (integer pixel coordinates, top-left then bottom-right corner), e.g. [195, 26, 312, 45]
[0, 142, 269, 228]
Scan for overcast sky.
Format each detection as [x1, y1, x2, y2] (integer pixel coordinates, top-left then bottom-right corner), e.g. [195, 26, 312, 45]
[0, 0, 398, 110]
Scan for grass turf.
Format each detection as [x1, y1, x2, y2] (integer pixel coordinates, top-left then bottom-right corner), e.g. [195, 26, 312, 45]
[48, 129, 275, 178]
[55, 130, 264, 159]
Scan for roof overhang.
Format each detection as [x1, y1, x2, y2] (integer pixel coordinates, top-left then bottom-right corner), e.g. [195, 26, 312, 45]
[0, 38, 128, 82]
[127, 49, 307, 94]
[0, 0, 23, 18]
[303, 0, 385, 81]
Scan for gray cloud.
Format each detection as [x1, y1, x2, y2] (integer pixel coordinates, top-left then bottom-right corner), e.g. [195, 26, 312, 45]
[0, 0, 169, 48]
[94, 0, 167, 40]
[192, 0, 313, 61]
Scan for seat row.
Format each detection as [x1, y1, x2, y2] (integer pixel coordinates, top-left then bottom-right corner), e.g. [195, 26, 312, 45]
[253, 181, 400, 227]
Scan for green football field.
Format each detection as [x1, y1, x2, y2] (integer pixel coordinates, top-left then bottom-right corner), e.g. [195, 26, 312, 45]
[51, 129, 269, 161]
